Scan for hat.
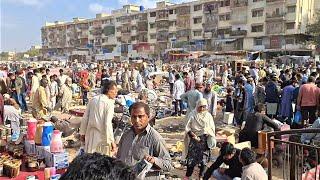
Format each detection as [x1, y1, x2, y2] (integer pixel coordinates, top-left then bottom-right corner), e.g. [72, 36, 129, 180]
[197, 98, 208, 107]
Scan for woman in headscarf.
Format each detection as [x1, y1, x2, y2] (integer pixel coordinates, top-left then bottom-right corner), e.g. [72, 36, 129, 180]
[184, 98, 216, 179]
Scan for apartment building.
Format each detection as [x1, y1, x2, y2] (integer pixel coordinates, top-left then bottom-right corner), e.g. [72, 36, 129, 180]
[41, 0, 320, 58]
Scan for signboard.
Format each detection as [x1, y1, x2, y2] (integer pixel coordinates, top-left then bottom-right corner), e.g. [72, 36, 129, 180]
[270, 36, 281, 49]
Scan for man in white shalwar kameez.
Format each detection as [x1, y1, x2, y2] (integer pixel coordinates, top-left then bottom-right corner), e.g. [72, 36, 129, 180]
[80, 81, 118, 154]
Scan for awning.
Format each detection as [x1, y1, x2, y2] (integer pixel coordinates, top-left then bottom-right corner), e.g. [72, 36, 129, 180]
[214, 39, 237, 43]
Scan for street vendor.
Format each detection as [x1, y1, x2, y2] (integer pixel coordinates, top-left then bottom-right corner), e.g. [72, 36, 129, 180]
[203, 142, 243, 180]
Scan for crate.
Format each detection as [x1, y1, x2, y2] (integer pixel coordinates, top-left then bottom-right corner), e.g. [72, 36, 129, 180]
[24, 140, 36, 155]
[43, 149, 69, 169]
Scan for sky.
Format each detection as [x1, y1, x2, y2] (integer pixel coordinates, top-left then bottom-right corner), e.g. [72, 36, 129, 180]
[0, 0, 193, 52]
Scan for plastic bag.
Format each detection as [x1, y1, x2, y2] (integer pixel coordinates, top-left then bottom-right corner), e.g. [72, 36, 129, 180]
[293, 111, 302, 124]
[133, 159, 153, 180]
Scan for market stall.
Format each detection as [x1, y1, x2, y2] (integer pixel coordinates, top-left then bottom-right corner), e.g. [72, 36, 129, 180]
[0, 119, 69, 179]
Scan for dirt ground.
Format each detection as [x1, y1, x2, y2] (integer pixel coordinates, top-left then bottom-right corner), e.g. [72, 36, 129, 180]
[22, 101, 285, 179]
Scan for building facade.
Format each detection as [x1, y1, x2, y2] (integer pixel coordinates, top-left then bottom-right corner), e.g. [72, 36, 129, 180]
[41, 0, 320, 58]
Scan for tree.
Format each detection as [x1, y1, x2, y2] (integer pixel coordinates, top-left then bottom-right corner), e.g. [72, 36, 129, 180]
[307, 11, 320, 49]
[26, 49, 40, 57]
[0, 52, 9, 60]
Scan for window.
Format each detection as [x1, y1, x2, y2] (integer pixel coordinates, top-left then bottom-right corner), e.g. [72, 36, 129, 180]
[150, 12, 156, 17]
[169, 33, 176, 38]
[219, 14, 230, 21]
[254, 38, 263, 45]
[193, 17, 202, 24]
[253, 0, 263, 2]
[287, 6, 296, 13]
[116, 18, 121, 22]
[150, 34, 156, 39]
[150, 23, 155, 29]
[117, 37, 121, 41]
[286, 38, 294, 44]
[90, 40, 94, 44]
[225, 0, 230, 6]
[220, 0, 230, 7]
[169, 9, 175, 14]
[219, 15, 225, 21]
[226, 13, 230, 20]
[193, 30, 202, 36]
[286, 22, 295, 29]
[194, 5, 202, 11]
[102, 39, 105, 43]
[252, 9, 264, 17]
[251, 25, 263, 32]
[169, 21, 176, 26]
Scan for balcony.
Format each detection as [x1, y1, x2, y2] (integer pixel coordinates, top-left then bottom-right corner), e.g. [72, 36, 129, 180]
[203, 3, 219, 14]
[252, 45, 265, 51]
[149, 28, 156, 34]
[230, 15, 247, 24]
[139, 14, 148, 21]
[121, 31, 131, 35]
[230, 30, 247, 37]
[176, 6, 191, 16]
[157, 38, 168, 42]
[266, 0, 285, 3]
[94, 41, 102, 46]
[169, 14, 177, 20]
[266, 12, 285, 21]
[156, 21, 170, 30]
[231, 0, 248, 8]
[169, 26, 176, 32]
[156, 11, 169, 21]
[131, 29, 137, 36]
[121, 19, 131, 25]
[281, 43, 307, 50]
[286, 12, 296, 21]
[203, 32, 213, 39]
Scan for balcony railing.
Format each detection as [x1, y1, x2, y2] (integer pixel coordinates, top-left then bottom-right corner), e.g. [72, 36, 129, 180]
[266, 12, 285, 20]
[266, 0, 285, 3]
[231, 0, 248, 8]
[156, 15, 169, 21]
[230, 30, 247, 36]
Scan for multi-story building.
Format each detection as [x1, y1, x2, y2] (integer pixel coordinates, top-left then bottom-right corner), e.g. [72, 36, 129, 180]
[41, 0, 320, 59]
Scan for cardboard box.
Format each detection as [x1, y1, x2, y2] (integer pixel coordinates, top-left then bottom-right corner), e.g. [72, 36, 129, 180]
[43, 149, 69, 169]
[24, 140, 36, 155]
[223, 112, 234, 125]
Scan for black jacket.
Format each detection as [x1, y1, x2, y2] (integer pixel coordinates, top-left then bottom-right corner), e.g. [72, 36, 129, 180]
[203, 149, 242, 179]
[243, 113, 279, 133]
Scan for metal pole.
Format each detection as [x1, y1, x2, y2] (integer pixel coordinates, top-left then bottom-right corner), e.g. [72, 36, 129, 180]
[267, 134, 273, 180]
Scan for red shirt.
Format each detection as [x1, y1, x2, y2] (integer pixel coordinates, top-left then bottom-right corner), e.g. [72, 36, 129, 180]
[298, 83, 319, 107]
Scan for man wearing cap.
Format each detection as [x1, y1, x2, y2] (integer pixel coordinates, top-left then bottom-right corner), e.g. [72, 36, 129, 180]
[203, 82, 217, 118]
[181, 83, 204, 116]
